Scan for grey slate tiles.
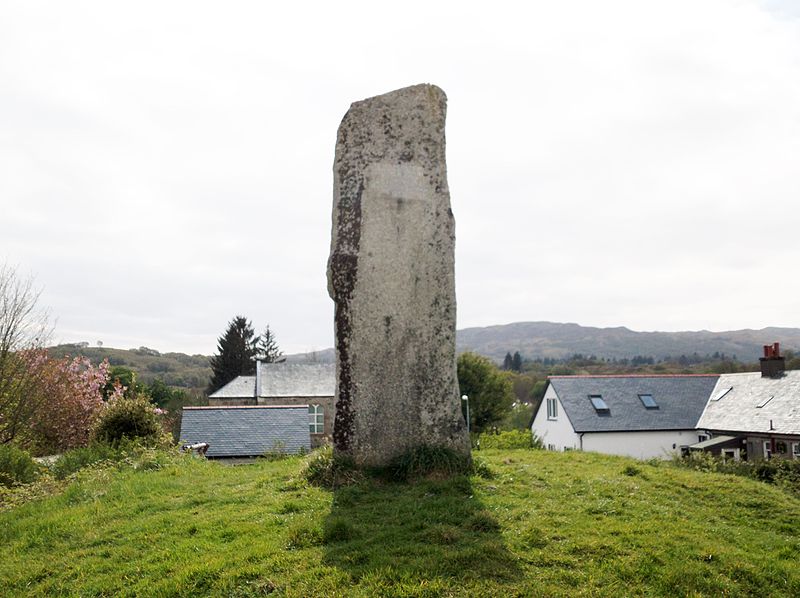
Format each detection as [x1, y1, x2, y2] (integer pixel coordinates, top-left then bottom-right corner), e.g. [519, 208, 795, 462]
[179, 406, 310, 458]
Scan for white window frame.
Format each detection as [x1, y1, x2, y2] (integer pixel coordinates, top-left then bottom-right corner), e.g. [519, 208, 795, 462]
[763, 440, 772, 459]
[309, 404, 324, 434]
[792, 442, 800, 460]
[546, 397, 558, 420]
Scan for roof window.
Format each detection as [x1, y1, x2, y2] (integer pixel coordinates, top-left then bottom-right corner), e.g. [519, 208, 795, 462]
[711, 387, 733, 402]
[589, 394, 610, 414]
[755, 396, 774, 409]
[639, 394, 659, 409]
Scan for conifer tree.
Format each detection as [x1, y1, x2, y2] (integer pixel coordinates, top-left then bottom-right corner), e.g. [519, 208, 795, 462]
[207, 316, 258, 395]
[512, 351, 523, 372]
[503, 352, 514, 371]
[257, 324, 283, 363]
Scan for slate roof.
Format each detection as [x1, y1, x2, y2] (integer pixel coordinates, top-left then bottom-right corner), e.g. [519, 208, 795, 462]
[208, 363, 335, 399]
[179, 406, 311, 457]
[209, 376, 256, 399]
[697, 370, 800, 436]
[549, 375, 720, 433]
[260, 363, 335, 397]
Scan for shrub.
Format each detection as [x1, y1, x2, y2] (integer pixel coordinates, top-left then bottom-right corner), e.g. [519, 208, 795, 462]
[478, 429, 543, 450]
[0, 444, 40, 487]
[673, 452, 800, 496]
[50, 444, 121, 480]
[91, 395, 164, 446]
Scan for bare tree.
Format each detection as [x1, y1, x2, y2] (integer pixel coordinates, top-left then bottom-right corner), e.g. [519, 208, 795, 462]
[0, 264, 51, 446]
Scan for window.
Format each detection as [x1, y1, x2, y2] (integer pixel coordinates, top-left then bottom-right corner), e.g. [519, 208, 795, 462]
[589, 395, 609, 414]
[776, 441, 787, 455]
[309, 404, 324, 434]
[755, 396, 774, 408]
[711, 387, 733, 402]
[792, 443, 800, 460]
[764, 441, 772, 459]
[546, 397, 558, 420]
[698, 434, 708, 443]
[638, 394, 658, 409]
[722, 449, 740, 462]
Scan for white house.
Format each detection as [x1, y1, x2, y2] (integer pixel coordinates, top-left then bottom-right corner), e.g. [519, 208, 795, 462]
[531, 375, 719, 459]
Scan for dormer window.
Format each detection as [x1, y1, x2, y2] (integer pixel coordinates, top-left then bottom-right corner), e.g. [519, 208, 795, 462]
[589, 394, 609, 414]
[639, 394, 658, 409]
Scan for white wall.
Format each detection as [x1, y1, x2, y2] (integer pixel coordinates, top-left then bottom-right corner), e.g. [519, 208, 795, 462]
[582, 430, 700, 460]
[531, 384, 580, 451]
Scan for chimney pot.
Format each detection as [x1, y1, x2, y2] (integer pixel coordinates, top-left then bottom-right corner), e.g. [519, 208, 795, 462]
[759, 341, 786, 378]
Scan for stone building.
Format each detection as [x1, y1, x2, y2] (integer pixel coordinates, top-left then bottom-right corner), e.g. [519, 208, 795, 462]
[208, 362, 335, 448]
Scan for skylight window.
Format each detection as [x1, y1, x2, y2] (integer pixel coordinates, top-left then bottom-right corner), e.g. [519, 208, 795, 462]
[711, 387, 733, 402]
[639, 394, 658, 409]
[589, 394, 609, 413]
[756, 396, 774, 409]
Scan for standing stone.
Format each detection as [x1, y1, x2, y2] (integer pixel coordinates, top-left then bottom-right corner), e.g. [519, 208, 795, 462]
[327, 84, 470, 467]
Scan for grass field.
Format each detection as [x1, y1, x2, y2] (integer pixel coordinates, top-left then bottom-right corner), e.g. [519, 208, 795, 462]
[2, 449, 799, 597]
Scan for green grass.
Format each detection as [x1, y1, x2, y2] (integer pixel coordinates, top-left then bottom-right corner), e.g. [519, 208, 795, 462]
[2, 450, 799, 597]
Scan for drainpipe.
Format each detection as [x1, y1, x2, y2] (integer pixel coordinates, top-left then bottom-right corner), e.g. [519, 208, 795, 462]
[579, 433, 584, 451]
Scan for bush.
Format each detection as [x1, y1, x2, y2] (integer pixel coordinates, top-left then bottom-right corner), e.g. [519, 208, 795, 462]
[0, 444, 40, 487]
[50, 444, 121, 480]
[91, 395, 164, 446]
[673, 452, 800, 496]
[478, 429, 543, 450]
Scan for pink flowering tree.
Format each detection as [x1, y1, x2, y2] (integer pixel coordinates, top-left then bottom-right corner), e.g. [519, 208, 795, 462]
[28, 355, 111, 453]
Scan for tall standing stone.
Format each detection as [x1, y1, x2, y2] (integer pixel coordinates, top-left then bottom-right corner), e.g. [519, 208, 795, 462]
[327, 84, 470, 466]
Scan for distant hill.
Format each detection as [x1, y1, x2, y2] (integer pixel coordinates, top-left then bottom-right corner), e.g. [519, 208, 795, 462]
[50, 322, 800, 387]
[48, 344, 211, 391]
[283, 348, 335, 364]
[456, 321, 800, 363]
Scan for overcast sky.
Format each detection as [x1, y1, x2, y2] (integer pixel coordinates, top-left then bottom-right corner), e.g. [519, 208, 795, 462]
[2, 0, 799, 356]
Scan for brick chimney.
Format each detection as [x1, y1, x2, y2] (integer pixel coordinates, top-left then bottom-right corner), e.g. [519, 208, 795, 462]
[759, 342, 785, 378]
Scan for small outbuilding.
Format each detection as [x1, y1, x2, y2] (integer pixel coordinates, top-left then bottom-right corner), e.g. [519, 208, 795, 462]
[179, 405, 311, 458]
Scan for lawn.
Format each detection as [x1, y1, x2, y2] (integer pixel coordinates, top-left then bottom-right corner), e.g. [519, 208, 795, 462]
[2, 449, 799, 596]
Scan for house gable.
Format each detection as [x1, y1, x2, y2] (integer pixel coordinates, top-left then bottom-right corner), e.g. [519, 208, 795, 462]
[531, 382, 580, 451]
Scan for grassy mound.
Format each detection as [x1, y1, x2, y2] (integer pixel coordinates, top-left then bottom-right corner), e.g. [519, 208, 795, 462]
[1, 449, 799, 596]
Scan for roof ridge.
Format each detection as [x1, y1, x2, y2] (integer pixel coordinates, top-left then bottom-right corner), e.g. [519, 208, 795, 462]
[184, 405, 307, 410]
[548, 374, 720, 379]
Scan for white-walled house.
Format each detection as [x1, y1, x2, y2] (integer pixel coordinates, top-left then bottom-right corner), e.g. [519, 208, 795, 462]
[531, 375, 719, 459]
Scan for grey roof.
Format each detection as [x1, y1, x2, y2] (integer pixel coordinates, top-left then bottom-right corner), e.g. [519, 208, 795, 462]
[259, 363, 335, 397]
[208, 363, 335, 399]
[179, 406, 311, 457]
[697, 370, 800, 435]
[689, 435, 737, 449]
[549, 375, 720, 433]
[208, 376, 256, 399]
